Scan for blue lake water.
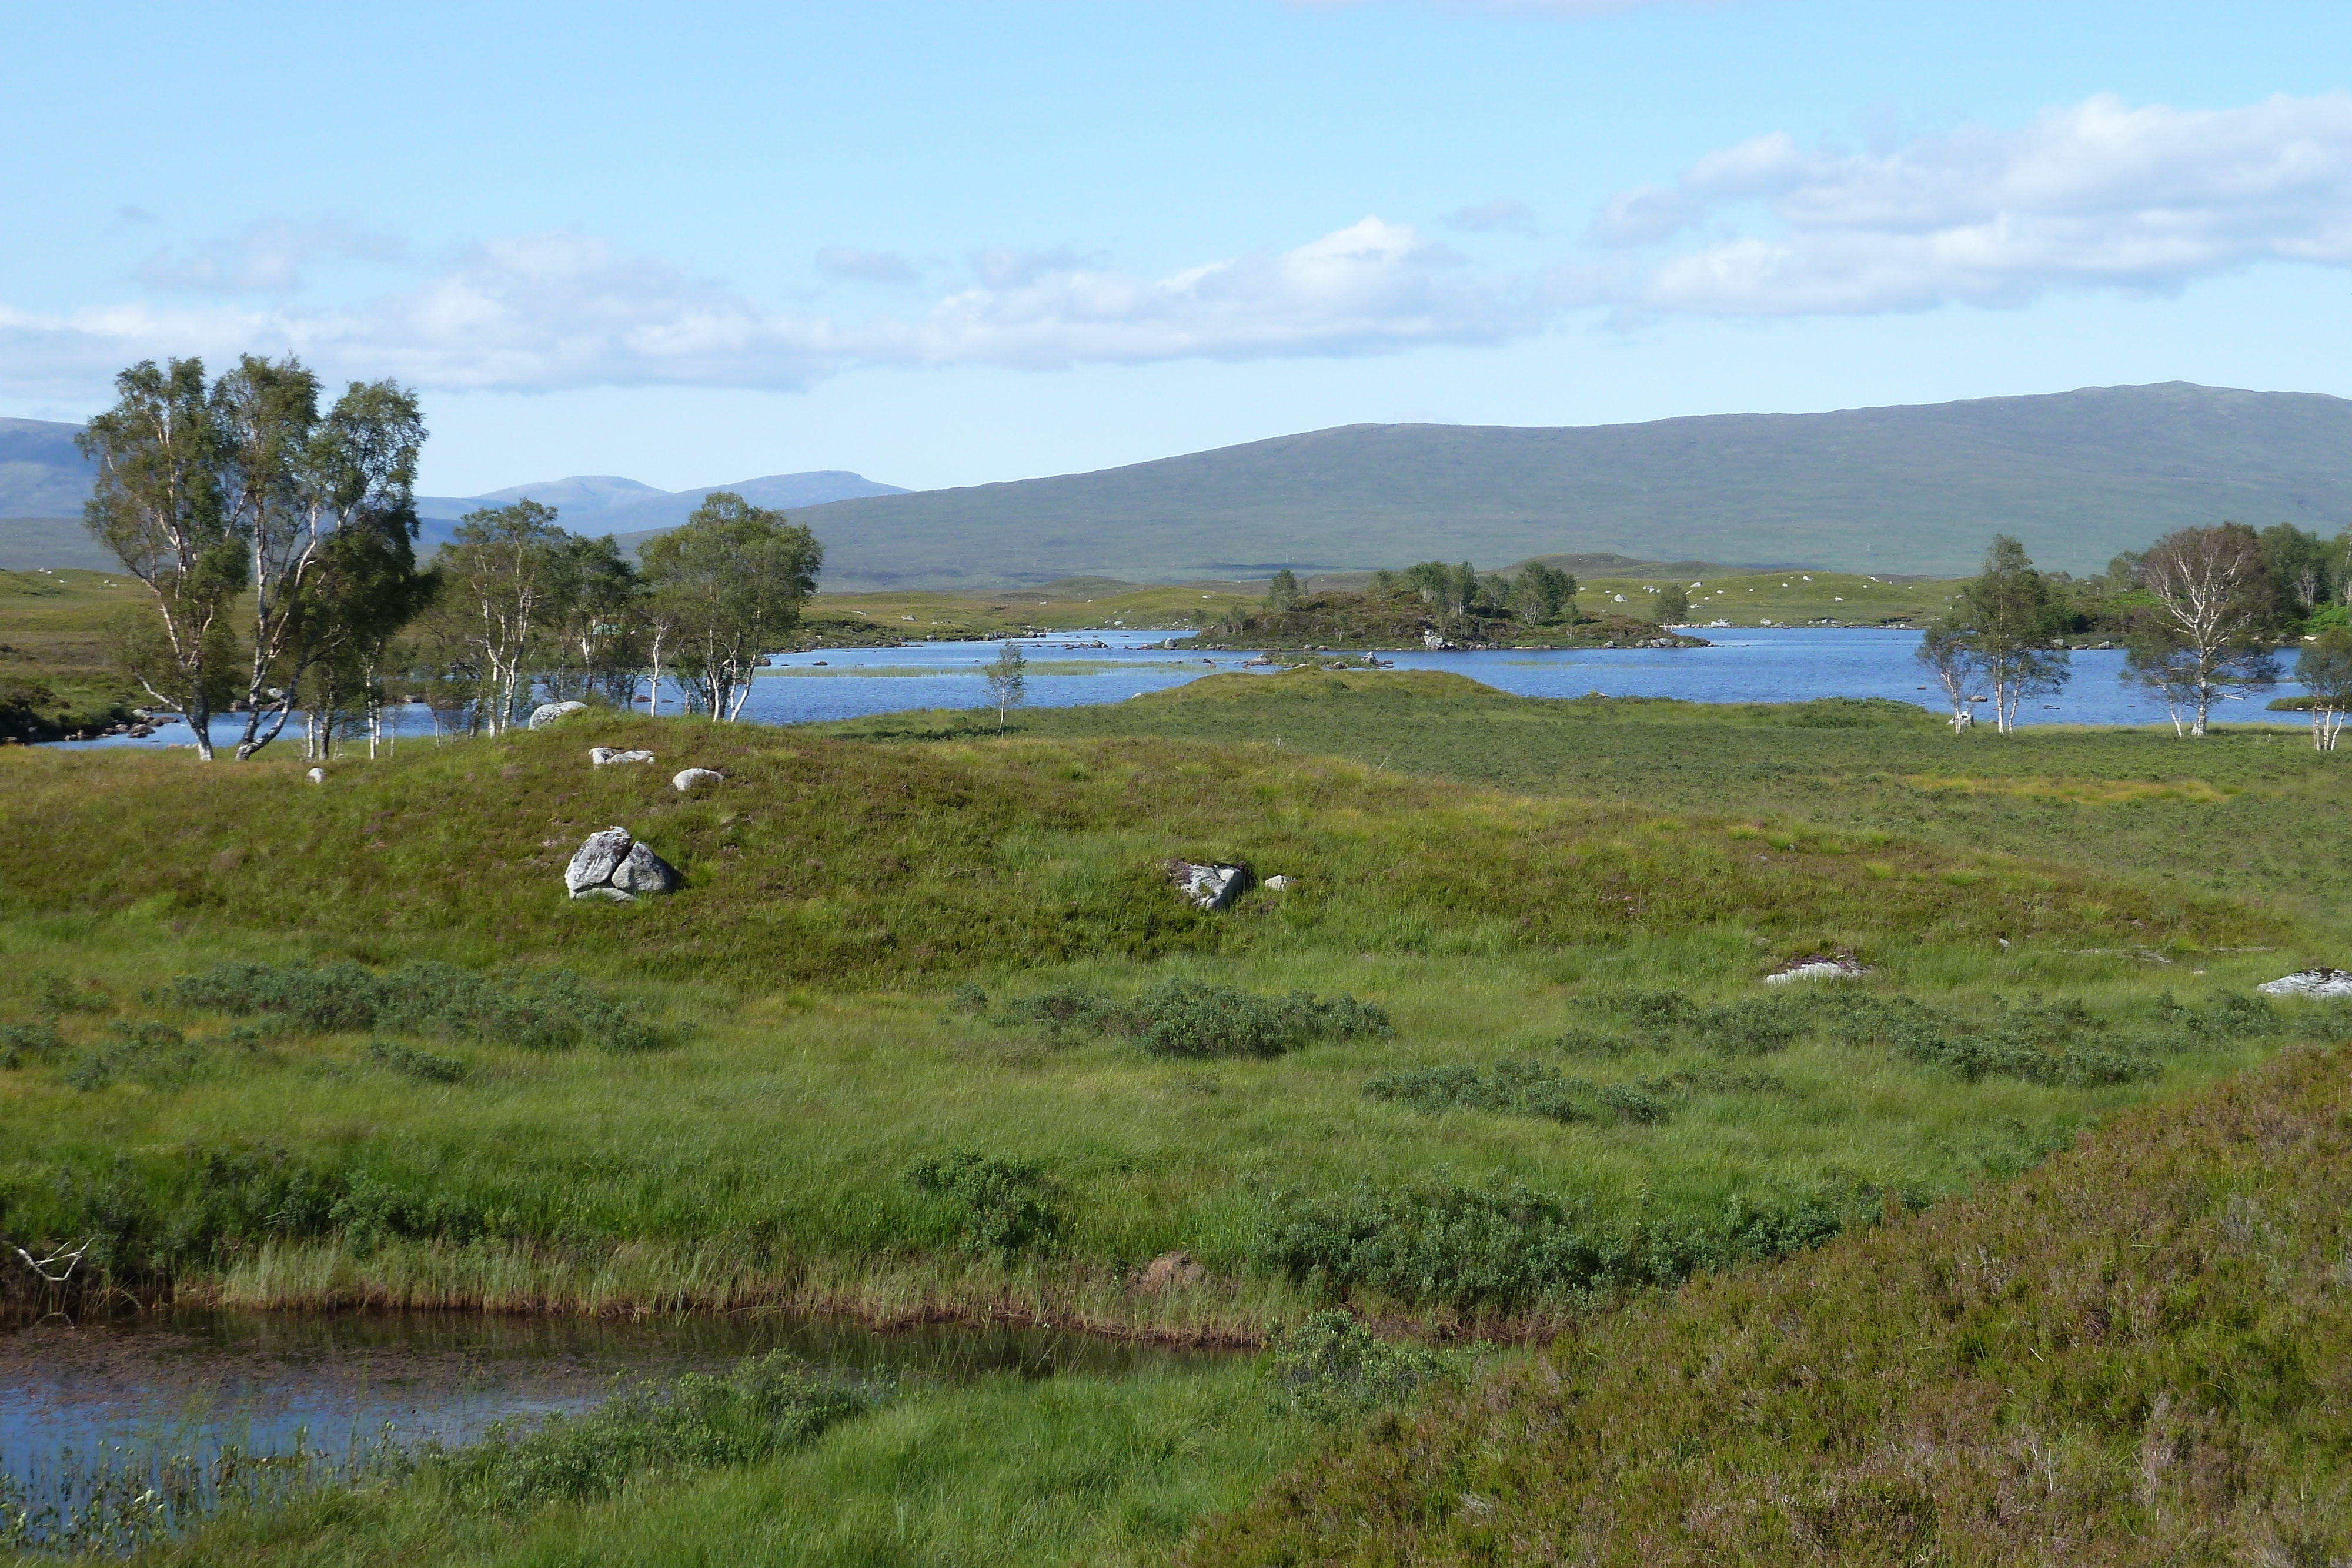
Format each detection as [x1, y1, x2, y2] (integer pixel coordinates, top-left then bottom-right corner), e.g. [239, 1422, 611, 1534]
[51, 627, 2312, 750]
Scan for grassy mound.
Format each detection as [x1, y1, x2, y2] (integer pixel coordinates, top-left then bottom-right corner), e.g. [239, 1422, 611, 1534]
[1184, 1041, 2352, 1564]
[0, 711, 2301, 1333]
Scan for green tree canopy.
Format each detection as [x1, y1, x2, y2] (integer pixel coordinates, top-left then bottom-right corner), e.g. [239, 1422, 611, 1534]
[640, 492, 822, 721]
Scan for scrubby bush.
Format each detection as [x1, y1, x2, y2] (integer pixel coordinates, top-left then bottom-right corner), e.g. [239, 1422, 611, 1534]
[1254, 1179, 1849, 1312]
[66, 1021, 199, 1091]
[1265, 1309, 1452, 1423]
[1812, 991, 2162, 1086]
[368, 1039, 470, 1084]
[903, 1150, 1066, 1257]
[168, 961, 664, 1054]
[1362, 1060, 1668, 1126]
[0, 1021, 61, 1069]
[1689, 998, 1807, 1055]
[1003, 978, 1391, 1059]
[16, 1147, 488, 1284]
[424, 1350, 876, 1509]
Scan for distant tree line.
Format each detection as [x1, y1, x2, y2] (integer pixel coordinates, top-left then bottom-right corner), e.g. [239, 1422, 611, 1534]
[78, 356, 819, 761]
[1920, 523, 2352, 745]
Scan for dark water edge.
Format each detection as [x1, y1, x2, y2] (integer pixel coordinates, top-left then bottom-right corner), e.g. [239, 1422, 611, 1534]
[0, 1305, 1230, 1550]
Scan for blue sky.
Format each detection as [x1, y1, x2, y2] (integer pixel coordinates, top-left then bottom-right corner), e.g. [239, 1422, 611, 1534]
[7, 0, 2352, 495]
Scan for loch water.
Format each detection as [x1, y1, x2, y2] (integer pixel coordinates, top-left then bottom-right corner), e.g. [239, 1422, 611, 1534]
[47, 627, 2318, 750]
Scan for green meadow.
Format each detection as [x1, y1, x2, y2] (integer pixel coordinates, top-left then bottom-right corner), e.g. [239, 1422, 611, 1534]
[5, 670, 2348, 1562]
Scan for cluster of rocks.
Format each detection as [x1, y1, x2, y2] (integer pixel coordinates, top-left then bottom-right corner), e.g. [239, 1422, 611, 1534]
[564, 827, 680, 902]
[1165, 861, 1295, 910]
[590, 747, 657, 767]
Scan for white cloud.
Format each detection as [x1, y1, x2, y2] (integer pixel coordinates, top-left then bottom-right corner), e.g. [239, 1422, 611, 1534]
[136, 216, 405, 295]
[1, 218, 1539, 399]
[1599, 92, 2352, 315]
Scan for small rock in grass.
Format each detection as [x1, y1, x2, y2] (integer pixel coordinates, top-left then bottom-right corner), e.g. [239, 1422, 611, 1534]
[1763, 952, 1869, 985]
[589, 747, 657, 766]
[2257, 967, 2352, 998]
[305, 767, 325, 784]
[529, 701, 589, 730]
[1264, 875, 1294, 890]
[672, 767, 724, 792]
[1168, 859, 1252, 911]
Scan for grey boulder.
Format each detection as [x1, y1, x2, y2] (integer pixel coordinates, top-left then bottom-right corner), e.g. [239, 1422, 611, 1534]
[2258, 967, 2352, 998]
[565, 826, 678, 901]
[590, 747, 657, 766]
[529, 701, 589, 730]
[672, 768, 725, 792]
[1168, 859, 1252, 911]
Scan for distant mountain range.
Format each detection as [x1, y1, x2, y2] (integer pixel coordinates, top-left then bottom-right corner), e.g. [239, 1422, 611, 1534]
[9, 383, 2352, 584]
[773, 383, 2352, 588]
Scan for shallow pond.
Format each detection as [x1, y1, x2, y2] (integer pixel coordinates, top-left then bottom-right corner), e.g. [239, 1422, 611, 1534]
[0, 1307, 1224, 1549]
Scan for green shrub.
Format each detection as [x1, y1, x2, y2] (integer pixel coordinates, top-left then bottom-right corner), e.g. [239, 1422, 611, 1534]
[368, 1039, 470, 1084]
[1253, 1180, 1847, 1312]
[66, 1021, 198, 1091]
[0, 1021, 62, 1069]
[1812, 991, 2163, 1086]
[16, 1147, 487, 1283]
[1361, 1060, 1666, 1126]
[1004, 978, 1390, 1059]
[1554, 1025, 1636, 1057]
[423, 1349, 876, 1510]
[168, 961, 664, 1054]
[903, 1150, 1066, 1257]
[1265, 1309, 1452, 1422]
[1689, 998, 1807, 1055]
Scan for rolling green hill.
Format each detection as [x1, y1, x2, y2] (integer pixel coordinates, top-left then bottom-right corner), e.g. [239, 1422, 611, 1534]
[781, 382, 2352, 589]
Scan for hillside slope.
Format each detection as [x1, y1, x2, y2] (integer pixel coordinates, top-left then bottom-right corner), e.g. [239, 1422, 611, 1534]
[787, 383, 2352, 589]
[1187, 1038, 2352, 1565]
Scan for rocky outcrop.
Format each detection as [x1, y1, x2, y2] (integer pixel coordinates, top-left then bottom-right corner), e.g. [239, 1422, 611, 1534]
[564, 826, 679, 902]
[2258, 967, 2352, 998]
[672, 768, 724, 792]
[529, 701, 589, 730]
[590, 748, 657, 766]
[1168, 860, 1252, 910]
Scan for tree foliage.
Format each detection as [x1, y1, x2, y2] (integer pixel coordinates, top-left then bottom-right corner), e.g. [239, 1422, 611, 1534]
[2125, 523, 2281, 737]
[1947, 535, 2070, 734]
[2293, 628, 2352, 753]
[639, 492, 821, 721]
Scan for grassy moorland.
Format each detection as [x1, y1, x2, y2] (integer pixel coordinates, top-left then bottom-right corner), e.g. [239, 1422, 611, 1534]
[0, 567, 145, 739]
[838, 670, 2352, 937]
[4, 677, 2348, 1563]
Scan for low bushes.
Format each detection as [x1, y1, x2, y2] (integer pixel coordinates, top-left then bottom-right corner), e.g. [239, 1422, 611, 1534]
[168, 960, 666, 1054]
[368, 1039, 470, 1083]
[422, 1350, 876, 1510]
[1361, 1062, 1668, 1125]
[903, 1150, 1067, 1257]
[1265, 1309, 1454, 1422]
[1572, 985, 2212, 1086]
[1000, 978, 1391, 1059]
[6, 1146, 490, 1285]
[1253, 1179, 1849, 1312]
